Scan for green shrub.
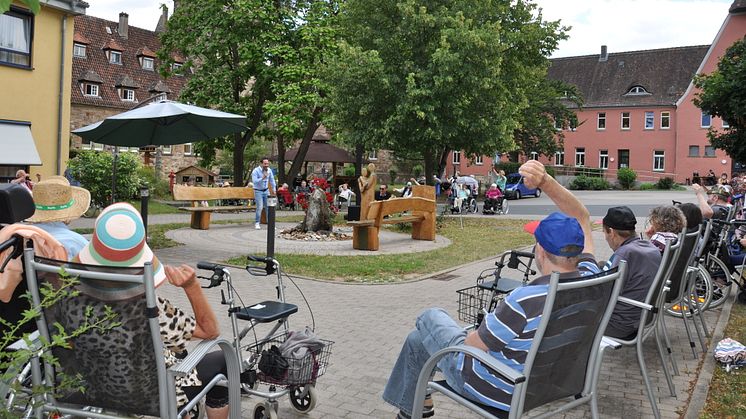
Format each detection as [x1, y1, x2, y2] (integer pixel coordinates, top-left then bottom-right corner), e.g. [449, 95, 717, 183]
[495, 162, 521, 175]
[343, 165, 356, 177]
[569, 175, 611, 190]
[68, 150, 143, 207]
[656, 177, 675, 190]
[617, 167, 637, 190]
[412, 164, 423, 179]
[639, 183, 656, 190]
[388, 167, 398, 184]
[544, 166, 556, 178]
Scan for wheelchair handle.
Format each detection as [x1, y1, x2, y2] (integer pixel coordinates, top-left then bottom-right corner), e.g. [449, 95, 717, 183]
[511, 250, 535, 259]
[247, 255, 273, 264]
[197, 261, 221, 271]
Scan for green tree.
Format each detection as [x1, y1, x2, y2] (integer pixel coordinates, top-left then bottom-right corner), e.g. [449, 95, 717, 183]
[67, 151, 142, 207]
[0, 0, 39, 14]
[694, 36, 746, 162]
[511, 79, 582, 158]
[324, 0, 567, 183]
[159, 0, 339, 185]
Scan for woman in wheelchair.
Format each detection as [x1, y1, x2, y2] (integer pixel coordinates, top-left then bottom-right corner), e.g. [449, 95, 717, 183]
[482, 183, 505, 215]
[74, 203, 230, 418]
[450, 183, 473, 214]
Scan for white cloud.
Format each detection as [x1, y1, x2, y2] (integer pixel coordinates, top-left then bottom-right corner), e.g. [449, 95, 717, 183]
[534, 0, 733, 57]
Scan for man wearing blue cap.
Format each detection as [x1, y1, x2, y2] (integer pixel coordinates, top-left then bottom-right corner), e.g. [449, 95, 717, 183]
[382, 160, 600, 418]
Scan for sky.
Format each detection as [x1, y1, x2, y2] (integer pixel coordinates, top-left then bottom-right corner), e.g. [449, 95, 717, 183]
[85, 0, 735, 58]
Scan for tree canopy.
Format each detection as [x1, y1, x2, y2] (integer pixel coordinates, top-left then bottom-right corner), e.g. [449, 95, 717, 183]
[159, 0, 338, 184]
[323, 0, 568, 180]
[694, 36, 746, 163]
[1, 0, 38, 14]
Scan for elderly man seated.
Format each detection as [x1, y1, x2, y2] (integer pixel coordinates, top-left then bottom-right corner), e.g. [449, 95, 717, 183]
[382, 161, 599, 418]
[338, 183, 356, 204]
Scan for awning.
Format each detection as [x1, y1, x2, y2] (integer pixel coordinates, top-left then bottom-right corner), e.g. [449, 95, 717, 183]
[0, 122, 42, 165]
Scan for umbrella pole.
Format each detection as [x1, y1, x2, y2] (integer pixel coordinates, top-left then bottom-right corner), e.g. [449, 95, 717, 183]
[112, 146, 119, 205]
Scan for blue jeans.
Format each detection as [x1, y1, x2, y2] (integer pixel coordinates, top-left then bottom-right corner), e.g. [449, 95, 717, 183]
[383, 308, 467, 416]
[255, 190, 268, 224]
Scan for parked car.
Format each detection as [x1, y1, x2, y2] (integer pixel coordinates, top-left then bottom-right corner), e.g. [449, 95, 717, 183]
[503, 173, 542, 199]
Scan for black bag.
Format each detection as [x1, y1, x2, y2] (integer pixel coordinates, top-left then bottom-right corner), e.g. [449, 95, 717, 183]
[258, 345, 289, 380]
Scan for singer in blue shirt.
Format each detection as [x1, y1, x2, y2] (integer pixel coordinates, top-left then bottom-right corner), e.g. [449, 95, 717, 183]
[250, 157, 277, 230]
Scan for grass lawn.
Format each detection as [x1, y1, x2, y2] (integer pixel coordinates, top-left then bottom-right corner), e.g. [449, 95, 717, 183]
[700, 300, 746, 418]
[224, 217, 534, 282]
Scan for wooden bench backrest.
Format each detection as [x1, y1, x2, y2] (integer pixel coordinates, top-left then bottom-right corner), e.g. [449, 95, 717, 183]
[365, 186, 436, 224]
[172, 184, 255, 201]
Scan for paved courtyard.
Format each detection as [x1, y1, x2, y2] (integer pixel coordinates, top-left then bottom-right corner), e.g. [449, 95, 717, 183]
[133, 209, 735, 419]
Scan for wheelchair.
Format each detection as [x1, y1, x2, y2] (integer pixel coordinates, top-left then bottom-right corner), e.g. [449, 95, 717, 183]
[449, 187, 478, 214]
[482, 196, 508, 215]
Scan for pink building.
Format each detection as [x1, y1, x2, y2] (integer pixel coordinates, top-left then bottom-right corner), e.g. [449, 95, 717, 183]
[446, 1, 746, 184]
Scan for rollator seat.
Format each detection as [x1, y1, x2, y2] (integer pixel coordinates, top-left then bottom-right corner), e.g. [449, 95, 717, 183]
[478, 277, 523, 293]
[236, 300, 298, 322]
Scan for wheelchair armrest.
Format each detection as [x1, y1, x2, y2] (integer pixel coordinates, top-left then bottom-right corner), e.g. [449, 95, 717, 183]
[616, 296, 653, 311]
[169, 338, 238, 376]
[417, 345, 525, 386]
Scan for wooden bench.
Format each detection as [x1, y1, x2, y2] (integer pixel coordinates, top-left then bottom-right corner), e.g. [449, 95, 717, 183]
[172, 184, 256, 230]
[347, 185, 436, 251]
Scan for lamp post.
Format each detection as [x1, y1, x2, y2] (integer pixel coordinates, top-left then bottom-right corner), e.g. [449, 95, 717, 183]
[140, 184, 150, 238]
[266, 195, 277, 274]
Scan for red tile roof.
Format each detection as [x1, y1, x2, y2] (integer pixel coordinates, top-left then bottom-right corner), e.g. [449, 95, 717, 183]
[73, 32, 90, 45]
[72, 15, 188, 110]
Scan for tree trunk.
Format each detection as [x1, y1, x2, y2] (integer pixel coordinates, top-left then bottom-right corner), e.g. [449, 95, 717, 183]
[423, 148, 435, 185]
[277, 135, 286, 184]
[300, 188, 333, 232]
[438, 148, 450, 179]
[233, 132, 249, 186]
[286, 106, 322, 183]
[354, 142, 364, 205]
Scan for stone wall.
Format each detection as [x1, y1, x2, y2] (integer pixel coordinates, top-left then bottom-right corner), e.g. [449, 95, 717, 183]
[70, 103, 200, 177]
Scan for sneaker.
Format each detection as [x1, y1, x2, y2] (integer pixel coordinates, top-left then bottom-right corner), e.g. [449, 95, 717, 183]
[255, 223, 261, 230]
[396, 395, 434, 418]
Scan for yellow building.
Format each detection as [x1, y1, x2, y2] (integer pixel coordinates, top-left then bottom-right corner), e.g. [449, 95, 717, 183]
[0, 0, 86, 183]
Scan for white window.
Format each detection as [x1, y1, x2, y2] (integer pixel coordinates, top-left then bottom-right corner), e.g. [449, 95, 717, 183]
[626, 86, 648, 95]
[529, 151, 539, 161]
[704, 146, 716, 157]
[723, 119, 730, 129]
[162, 145, 172, 155]
[368, 149, 377, 160]
[554, 151, 564, 166]
[83, 83, 99, 97]
[452, 151, 461, 164]
[81, 140, 91, 150]
[118, 147, 129, 152]
[73, 43, 86, 58]
[142, 57, 154, 71]
[688, 146, 699, 157]
[599, 150, 608, 170]
[172, 62, 183, 71]
[621, 112, 630, 130]
[653, 151, 665, 171]
[644, 111, 654, 130]
[0, 9, 32, 67]
[474, 155, 483, 165]
[597, 112, 606, 130]
[661, 112, 670, 129]
[92, 142, 104, 151]
[155, 92, 167, 101]
[575, 147, 585, 167]
[120, 88, 135, 102]
[184, 143, 193, 155]
[701, 112, 711, 128]
[109, 50, 122, 64]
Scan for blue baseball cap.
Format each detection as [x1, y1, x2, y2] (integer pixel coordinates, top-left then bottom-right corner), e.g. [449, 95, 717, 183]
[523, 212, 585, 257]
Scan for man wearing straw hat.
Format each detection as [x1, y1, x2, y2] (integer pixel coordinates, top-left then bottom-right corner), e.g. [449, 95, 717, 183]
[26, 176, 90, 259]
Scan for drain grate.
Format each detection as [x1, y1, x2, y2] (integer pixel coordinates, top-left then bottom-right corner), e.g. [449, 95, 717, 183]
[429, 273, 459, 281]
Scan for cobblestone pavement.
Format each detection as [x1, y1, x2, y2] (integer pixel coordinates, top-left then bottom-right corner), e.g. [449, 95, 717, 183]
[149, 221, 730, 419]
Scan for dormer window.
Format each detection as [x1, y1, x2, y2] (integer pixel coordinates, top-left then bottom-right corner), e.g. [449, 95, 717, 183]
[73, 43, 86, 58]
[109, 50, 122, 64]
[83, 83, 99, 97]
[142, 57, 154, 71]
[172, 62, 183, 71]
[625, 85, 650, 96]
[120, 88, 135, 102]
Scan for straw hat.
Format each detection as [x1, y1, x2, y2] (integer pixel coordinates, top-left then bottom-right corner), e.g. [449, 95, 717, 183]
[73, 202, 166, 301]
[26, 176, 90, 223]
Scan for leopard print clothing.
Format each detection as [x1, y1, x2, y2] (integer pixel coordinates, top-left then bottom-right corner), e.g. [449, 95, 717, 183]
[158, 296, 200, 408]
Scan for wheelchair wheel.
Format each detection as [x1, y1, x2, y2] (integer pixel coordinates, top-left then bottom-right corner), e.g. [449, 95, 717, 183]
[253, 402, 278, 419]
[289, 384, 318, 413]
[665, 265, 713, 318]
[500, 200, 509, 215]
[469, 199, 478, 213]
[705, 255, 733, 309]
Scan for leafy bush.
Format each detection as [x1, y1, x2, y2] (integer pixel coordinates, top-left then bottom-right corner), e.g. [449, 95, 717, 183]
[617, 167, 637, 190]
[544, 166, 556, 178]
[343, 165, 356, 177]
[656, 177, 675, 190]
[388, 167, 398, 184]
[639, 183, 656, 191]
[412, 164, 423, 178]
[569, 175, 611, 190]
[67, 150, 143, 208]
[495, 162, 521, 175]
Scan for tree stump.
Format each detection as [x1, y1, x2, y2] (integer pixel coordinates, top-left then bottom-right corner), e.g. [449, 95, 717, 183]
[299, 188, 333, 232]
